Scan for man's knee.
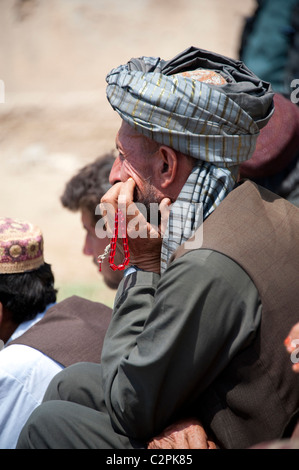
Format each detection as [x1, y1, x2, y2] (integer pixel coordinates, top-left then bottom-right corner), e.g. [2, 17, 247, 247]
[42, 364, 79, 402]
[17, 401, 62, 449]
[43, 362, 104, 408]
[17, 399, 144, 449]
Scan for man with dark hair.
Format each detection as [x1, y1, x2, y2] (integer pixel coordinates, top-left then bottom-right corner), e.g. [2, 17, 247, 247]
[0, 217, 112, 448]
[60, 153, 123, 289]
[0, 264, 57, 342]
[17, 46, 299, 449]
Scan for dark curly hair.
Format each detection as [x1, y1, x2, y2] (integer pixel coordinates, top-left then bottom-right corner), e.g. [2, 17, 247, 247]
[60, 153, 115, 225]
[0, 263, 57, 324]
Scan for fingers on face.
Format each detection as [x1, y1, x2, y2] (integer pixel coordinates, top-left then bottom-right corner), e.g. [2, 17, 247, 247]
[101, 179, 136, 207]
[99, 179, 137, 236]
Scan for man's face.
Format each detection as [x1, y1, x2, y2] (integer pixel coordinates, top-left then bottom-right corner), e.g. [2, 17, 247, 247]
[81, 208, 122, 289]
[109, 121, 161, 208]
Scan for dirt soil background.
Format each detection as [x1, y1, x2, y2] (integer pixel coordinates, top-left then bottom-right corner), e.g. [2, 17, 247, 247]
[0, 0, 255, 307]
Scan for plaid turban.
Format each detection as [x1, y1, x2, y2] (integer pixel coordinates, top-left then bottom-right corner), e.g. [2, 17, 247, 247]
[106, 46, 274, 166]
[106, 47, 275, 271]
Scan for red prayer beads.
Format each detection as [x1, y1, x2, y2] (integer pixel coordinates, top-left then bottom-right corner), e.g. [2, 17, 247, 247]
[108, 209, 130, 271]
[97, 209, 130, 272]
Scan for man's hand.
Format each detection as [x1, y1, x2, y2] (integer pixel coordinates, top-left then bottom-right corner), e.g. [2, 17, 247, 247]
[100, 178, 171, 274]
[147, 418, 218, 449]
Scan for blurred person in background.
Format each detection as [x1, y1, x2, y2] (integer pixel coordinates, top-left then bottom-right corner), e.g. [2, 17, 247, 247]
[239, 0, 299, 100]
[238, 92, 299, 207]
[60, 153, 123, 290]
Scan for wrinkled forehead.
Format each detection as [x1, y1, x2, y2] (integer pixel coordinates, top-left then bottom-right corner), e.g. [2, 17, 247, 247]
[116, 121, 140, 149]
[118, 120, 140, 137]
[117, 120, 158, 153]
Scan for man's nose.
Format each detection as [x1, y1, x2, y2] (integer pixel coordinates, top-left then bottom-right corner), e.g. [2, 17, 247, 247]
[109, 158, 121, 185]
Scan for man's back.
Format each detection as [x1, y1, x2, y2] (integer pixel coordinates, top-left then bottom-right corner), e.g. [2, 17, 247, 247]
[174, 180, 299, 447]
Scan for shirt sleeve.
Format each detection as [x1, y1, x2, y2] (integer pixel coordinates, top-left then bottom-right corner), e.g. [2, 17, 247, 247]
[0, 345, 63, 448]
[101, 249, 262, 442]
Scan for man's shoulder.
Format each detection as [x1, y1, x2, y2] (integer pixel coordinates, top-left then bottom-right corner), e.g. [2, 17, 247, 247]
[170, 248, 253, 289]
[43, 295, 112, 319]
[0, 343, 55, 379]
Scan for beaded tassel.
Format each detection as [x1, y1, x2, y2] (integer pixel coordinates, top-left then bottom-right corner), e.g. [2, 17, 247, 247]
[97, 244, 110, 272]
[97, 209, 130, 272]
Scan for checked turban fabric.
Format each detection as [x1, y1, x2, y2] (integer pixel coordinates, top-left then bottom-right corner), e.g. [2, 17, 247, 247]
[106, 46, 274, 166]
[106, 47, 275, 271]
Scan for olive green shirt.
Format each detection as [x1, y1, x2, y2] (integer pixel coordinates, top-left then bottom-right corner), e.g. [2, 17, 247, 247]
[101, 249, 261, 442]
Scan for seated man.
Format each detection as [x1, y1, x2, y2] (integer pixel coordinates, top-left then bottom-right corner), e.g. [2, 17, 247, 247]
[17, 46, 299, 449]
[60, 152, 123, 289]
[0, 217, 111, 448]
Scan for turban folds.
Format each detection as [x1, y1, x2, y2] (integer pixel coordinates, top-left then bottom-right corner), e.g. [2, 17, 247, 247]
[106, 46, 274, 166]
[106, 47, 275, 272]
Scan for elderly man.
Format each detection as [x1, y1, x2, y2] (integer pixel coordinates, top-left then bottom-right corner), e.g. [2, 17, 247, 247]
[17, 47, 299, 449]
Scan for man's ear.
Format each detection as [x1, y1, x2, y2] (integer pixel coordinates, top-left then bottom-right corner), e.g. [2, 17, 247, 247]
[157, 146, 178, 189]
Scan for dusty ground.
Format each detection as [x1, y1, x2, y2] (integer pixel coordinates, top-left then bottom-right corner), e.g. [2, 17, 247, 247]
[0, 0, 255, 307]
